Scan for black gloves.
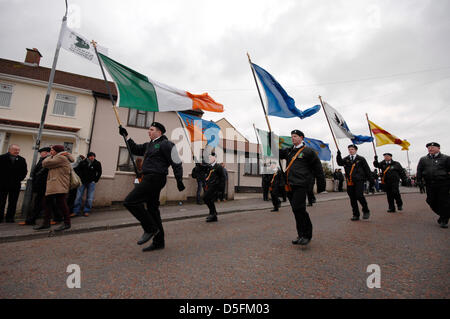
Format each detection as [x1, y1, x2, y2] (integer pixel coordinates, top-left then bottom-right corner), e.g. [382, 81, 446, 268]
[177, 180, 185, 192]
[337, 150, 341, 157]
[119, 126, 128, 137]
[374, 155, 378, 161]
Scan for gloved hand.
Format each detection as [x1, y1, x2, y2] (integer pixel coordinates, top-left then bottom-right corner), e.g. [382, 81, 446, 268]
[374, 155, 378, 161]
[119, 126, 128, 137]
[337, 150, 341, 157]
[177, 180, 185, 192]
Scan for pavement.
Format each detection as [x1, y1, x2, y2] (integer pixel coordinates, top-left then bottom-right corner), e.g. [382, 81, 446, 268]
[0, 189, 447, 299]
[0, 187, 420, 243]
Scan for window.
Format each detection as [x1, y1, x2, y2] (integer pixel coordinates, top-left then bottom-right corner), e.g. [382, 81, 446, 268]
[117, 146, 143, 172]
[127, 108, 154, 128]
[64, 142, 73, 154]
[53, 93, 76, 117]
[0, 83, 13, 107]
[244, 152, 260, 176]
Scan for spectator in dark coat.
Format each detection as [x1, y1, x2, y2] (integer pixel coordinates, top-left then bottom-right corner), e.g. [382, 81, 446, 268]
[71, 152, 102, 217]
[0, 144, 27, 223]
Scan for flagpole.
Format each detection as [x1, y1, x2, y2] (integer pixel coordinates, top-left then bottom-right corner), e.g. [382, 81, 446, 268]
[365, 113, 378, 158]
[92, 41, 139, 177]
[21, 1, 69, 217]
[318, 95, 340, 151]
[247, 53, 284, 176]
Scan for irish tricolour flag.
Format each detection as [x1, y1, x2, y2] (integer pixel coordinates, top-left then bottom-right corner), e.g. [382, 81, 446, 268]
[98, 53, 223, 113]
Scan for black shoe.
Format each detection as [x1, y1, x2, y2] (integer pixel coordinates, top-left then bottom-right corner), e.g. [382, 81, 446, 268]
[351, 216, 360, 221]
[299, 238, 311, 246]
[33, 224, 51, 230]
[142, 242, 165, 252]
[387, 209, 396, 213]
[397, 206, 403, 211]
[307, 203, 313, 207]
[440, 222, 448, 229]
[271, 208, 279, 212]
[137, 230, 159, 245]
[54, 224, 71, 231]
[363, 212, 370, 220]
[206, 215, 218, 222]
[292, 237, 302, 245]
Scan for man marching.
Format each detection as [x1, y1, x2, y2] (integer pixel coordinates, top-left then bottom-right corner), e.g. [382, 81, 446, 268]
[119, 122, 185, 252]
[268, 162, 284, 212]
[337, 144, 374, 221]
[203, 152, 225, 222]
[373, 153, 407, 213]
[416, 142, 450, 228]
[279, 130, 326, 246]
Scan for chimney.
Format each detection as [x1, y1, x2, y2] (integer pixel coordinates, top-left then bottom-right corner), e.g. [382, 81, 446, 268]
[25, 48, 42, 66]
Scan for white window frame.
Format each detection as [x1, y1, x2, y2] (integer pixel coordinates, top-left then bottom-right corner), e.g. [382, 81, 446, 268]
[52, 93, 77, 117]
[0, 83, 14, 108]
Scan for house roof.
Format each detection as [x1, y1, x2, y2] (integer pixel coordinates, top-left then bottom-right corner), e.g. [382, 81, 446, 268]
[0, 57, 117, 96]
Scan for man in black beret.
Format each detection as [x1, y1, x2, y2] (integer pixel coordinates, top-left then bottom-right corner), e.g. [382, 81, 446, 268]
[19, 147, 51, 225]
[119, 122, 185, 251]
[279, 130, 326, 246]
[416, 142, 450, 228]
[337, 144, 374, 221]
[203, 152, 225, 222]
[373, 153, 407, 213]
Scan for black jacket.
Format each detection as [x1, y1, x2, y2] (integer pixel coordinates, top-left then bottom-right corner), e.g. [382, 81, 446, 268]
[127, 135, 183, 182]
[373, 160, 406, 184]
[74, 158, 102, 184]
[0, 153, 28, 191]
[192, 163, 208, 181]
[205, 163, 225, 191]
[336, 152, 373, 184]
[416, 153, 450, 185]
[280, 145, 326, 192]
[31, 156, 49, 192]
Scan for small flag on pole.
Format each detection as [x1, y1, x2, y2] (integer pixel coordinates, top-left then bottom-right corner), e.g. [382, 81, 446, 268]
[368, 120, 410, 150]
[279, 135, 331, 161]
[251, 63, 321, 119]
[321, 100, 373, 145]
[177, 112, 221, 147]
[60, 24, 108, 64]
[98, 53, 224, 113]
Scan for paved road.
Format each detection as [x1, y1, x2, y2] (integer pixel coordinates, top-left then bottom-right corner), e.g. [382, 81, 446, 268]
[0, 193, 448, 298]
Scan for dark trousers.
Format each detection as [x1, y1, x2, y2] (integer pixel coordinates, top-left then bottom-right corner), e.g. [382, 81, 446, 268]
[203, 187, 218, 215]
[280, 187, 287, 201]
[347, 181, 370, 217]
[124, 174, 166, 244]
[0, 189, 20, 222]
[26, 191, 45, 223]
[67, 188, 78, 212]
[271, 185, 281, 209]
[338, 180, 344, 192]
[262, 185, 270, 201]
[287, 186, 312, 240]
[196, 178, 205, 203]
[425, 183, 450, 222]
[43, 193, 70, 225]
[384, 182, 402, 210]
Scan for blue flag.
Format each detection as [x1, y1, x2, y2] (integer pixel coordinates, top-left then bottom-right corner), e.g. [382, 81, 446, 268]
[304, 137, 332, 161]
[251, 63, 321, 119]
[178, 112, 221, 147]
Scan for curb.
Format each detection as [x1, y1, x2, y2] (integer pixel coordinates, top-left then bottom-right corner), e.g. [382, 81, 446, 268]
[0, 191, 419, 244]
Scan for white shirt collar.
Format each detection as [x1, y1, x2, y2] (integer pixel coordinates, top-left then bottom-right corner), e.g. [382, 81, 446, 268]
[294, 142, 305, 149]
[210, 161, 217, 166]
[151, 136, 162, 143]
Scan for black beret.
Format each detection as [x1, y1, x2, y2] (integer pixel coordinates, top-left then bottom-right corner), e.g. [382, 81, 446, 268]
[348, 144, 358, 150]
[87, 152, 96, 157]
[291, 130, 304, 137]
[383, 153, 392, 157]
[426, 142, 440, 148]
[38, 147, 51, 153]
[151, 122, 166, 134]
